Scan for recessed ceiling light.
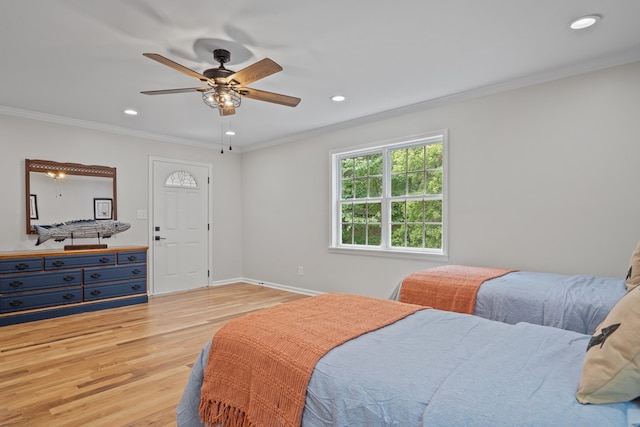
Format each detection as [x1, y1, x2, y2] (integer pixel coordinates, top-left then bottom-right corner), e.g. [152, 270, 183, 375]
[569, 14, 601, 30]
[225, 131, 236, 136]
[331, 95, 346, 102]
[124, 109, 138, 116]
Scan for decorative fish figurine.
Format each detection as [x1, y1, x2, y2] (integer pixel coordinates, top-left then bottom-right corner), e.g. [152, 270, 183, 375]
[34, 219, 131, 246]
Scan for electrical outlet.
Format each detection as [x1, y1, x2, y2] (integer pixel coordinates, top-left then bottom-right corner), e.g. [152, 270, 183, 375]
[297, 266, 304, 276]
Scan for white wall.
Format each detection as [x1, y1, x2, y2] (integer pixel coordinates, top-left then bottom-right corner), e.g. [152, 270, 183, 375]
[241, 60, 640, 298]
[0, 115, 243, 283]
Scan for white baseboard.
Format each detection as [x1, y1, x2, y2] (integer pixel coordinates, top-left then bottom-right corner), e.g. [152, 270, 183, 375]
[210, 277, 323, 296]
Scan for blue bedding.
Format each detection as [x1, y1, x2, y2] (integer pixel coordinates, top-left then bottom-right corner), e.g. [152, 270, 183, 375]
[392, 270, 626, 334]
[177, 308, 635, 426]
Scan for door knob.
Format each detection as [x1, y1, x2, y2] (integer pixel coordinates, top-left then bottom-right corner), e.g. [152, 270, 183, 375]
[154, 236, 166, 241]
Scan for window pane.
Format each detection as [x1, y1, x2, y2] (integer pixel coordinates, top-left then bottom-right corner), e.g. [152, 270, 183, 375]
[391, 224, 406, 247]
[407, 224, 423, 248]
[406, 201, 424, 222]
[426, 143, 443, 169]
[407, 146, 425, 172]
[342, 179, 354, 199]
[425, 224, 442, 249]
[354, 224, 366, 244]
[391, 173, 406, 196]
[391, 201, 405, 222]
[391, 149, 407, 173]
[341, 203, 353, 222]
[426, 170, 442, 194]
[353, 203, 366, 223]
[355, 156, 368, 177]
[368, 224, 381, 245]
[407, 172, 425, 195]
[354, 178, 368, 199]
[341, 224, 352, 244]
[369, 153, 382, 175]
[341, 158, 354, 179]
[369, 176, 382, 197]
[425, 200, 442, 222]
[367, 202, 381, 223]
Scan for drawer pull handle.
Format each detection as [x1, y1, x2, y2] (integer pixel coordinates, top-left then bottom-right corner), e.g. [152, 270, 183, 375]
[15, 263, 29, 270]
[9, 281, 23, 287]
[127, 255, 138, 261]
[99, 257, 110, 264]
[63, 293, 75, 300]
[63, 275, 76, 282]
[131, 269, 142, 275]
[52, 261, 65, 268]
[10, 300, 24, 307]
[91, 290, 102, 296]
[132, 284, 142, 290]
[90, 273, 102, 279]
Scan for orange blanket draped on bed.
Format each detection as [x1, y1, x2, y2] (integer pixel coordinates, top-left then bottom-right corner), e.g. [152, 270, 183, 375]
[199, 293, 424, 427]
[398, 265, 516, 314]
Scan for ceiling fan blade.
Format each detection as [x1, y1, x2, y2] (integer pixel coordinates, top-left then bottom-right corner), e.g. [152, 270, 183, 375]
[141, 87, 208, 95]
[219, 106, 236, 116]
[238, 87, 301, 107]
[227, 58, 282, 86]
[143, 53, 212, 84]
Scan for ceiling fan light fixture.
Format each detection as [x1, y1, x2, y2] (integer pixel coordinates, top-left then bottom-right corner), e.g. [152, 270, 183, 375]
[202, 87, 241, 110]
[569, 14, 601, 30]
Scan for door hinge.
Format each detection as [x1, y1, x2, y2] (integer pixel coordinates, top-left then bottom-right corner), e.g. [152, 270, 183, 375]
[208, 270, 210, 277]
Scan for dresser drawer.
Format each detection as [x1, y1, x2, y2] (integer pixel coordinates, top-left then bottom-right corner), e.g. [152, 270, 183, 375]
[84, 264, 146, 284]
[117, 251, 147, 265]
[0, 257, 42, 274]
[0, 270, 82, 292]
[0, 287, 82, 313]
[84, 280, 146, 301]
[45, 253, 116, 270]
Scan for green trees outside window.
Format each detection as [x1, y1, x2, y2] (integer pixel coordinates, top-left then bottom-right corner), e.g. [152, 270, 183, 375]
[336, 135, 445, 253]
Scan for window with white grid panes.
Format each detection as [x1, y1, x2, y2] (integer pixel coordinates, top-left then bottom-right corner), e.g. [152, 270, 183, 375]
[332, 132, 446, 256]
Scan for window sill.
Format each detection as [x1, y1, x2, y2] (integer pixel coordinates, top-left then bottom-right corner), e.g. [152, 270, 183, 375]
[328, 246, 448, 262]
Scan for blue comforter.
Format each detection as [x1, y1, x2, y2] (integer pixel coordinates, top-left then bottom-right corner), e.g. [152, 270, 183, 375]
[474, 272, 625, 334]
[391, 271, 626, 334]
[177, 309, 634, 426]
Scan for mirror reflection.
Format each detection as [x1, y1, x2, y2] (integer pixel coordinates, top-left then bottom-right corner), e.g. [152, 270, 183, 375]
[25, 159, 117, 234]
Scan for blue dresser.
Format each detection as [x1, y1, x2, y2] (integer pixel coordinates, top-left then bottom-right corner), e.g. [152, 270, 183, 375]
[0, 246, 148, 326]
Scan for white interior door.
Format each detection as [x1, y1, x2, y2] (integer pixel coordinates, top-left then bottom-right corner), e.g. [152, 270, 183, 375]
[151, 159, 210, 294]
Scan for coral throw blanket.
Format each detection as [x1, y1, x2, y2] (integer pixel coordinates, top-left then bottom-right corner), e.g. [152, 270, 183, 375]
[399, 265, 516, 314]
[199, 293, 424, 427]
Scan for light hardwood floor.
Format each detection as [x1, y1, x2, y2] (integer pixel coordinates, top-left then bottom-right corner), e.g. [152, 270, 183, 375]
[0, 283, 308, 426]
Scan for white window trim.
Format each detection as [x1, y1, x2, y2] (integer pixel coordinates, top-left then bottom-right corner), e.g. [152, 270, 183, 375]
[329, 130, 449, 261]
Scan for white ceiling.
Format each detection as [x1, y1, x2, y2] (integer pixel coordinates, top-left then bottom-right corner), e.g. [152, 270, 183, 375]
[2, 0, 640, 151]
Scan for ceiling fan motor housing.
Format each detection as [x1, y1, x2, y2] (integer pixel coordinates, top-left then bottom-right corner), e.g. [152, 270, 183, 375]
[213, 49, 231, 64]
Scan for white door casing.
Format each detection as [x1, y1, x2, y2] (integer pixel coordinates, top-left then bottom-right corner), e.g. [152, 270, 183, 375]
[149, 158, 211, 294]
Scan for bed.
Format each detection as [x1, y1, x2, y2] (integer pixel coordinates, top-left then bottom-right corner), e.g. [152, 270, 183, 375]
[391, 265, 627, 335]
[176, 291, 640, 427]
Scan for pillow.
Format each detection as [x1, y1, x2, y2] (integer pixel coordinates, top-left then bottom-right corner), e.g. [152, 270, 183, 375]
[576, 286, 640, 404]
[626, 241, 640, 292]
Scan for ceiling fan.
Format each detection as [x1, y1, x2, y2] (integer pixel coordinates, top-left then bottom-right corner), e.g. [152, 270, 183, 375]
[141, 49, 301, 116]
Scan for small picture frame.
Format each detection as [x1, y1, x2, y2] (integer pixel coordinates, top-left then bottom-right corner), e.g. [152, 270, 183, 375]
[30, 194, 39, 220]
[94, 198, 113, 220]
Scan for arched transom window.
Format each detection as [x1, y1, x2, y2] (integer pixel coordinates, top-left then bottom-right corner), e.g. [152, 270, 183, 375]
[165, 170, 198, 188]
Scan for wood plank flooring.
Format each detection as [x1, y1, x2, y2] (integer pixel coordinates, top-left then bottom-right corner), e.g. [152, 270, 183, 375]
[0, 283, 308, 426]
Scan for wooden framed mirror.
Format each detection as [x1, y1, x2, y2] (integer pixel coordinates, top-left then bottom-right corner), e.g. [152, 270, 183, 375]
[25, 159, 117, 234]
